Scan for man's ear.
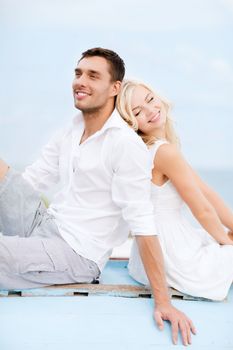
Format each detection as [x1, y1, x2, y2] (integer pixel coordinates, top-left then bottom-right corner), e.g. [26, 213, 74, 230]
[111, 80, 122, 97]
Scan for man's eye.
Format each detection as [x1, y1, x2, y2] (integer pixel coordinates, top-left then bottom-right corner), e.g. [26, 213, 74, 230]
[90, 75, 97, 79]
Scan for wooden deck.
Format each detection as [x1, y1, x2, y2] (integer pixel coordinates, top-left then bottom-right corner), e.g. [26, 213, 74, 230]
[0, 259, 232, 349]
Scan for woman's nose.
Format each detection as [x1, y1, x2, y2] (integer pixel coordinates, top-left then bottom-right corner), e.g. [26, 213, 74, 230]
[145, 104, 158, 114]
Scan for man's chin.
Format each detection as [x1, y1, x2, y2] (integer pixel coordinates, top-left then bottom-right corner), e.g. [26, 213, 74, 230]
[75, 104, 101, 114]
[74, 103, 87, 112]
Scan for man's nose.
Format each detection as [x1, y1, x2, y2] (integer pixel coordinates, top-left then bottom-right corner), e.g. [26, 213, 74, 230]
[74, 73, 88, 86]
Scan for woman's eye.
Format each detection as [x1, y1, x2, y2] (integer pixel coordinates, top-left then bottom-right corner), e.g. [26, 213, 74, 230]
[135, 111, 141, 117]
[148, 96, 154, 103]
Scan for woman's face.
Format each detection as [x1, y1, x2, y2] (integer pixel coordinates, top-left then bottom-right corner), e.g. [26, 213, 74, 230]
[130, 85, 167, 135]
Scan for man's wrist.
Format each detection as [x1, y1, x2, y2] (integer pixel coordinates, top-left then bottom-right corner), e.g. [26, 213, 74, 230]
[153, 290, 171, 307]
[155, 300, 172, 308]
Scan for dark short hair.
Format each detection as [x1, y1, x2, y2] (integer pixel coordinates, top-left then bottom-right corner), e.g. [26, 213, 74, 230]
[80, 47, 125, 82]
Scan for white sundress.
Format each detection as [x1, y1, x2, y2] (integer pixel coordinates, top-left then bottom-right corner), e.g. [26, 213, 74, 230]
[128, 140, 233, 300]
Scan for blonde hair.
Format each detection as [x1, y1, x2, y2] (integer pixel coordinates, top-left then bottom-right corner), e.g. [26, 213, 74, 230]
[116, 80, 179, 147]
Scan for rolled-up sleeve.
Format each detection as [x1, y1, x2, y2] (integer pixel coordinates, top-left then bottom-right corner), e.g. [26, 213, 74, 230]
[111, 133, 157, 236]
[22, 130, 63, 192]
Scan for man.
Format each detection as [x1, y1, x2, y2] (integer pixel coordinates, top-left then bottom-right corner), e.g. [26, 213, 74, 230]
[0, 48, 195, 345]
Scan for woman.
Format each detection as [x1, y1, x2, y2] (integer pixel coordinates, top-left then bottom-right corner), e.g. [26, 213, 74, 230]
[116, 80, 233, 301]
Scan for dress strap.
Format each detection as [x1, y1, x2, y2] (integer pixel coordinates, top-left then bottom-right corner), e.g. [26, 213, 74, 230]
[149, 140, 169, 165]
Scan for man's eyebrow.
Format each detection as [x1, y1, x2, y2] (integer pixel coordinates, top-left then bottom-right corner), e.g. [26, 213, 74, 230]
[74, 68, 101, 76]
[132, 92, 151, 111]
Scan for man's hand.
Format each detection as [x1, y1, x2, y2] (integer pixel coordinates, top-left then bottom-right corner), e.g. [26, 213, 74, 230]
[154, 303, 196, 346]
[136, 235, 196, 345]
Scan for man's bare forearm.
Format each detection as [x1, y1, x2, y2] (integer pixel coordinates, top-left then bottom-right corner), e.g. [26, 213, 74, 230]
[135, 235, 170, 306]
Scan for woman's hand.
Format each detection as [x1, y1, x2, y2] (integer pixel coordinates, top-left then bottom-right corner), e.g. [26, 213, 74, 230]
[228, 231, 233, 242]
[219, 231, 233, 245]
[219, 232, 233, 245]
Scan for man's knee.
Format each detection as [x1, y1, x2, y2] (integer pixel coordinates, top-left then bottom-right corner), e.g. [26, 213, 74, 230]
[0, 238, 15, 274]
[0, 159, 9, 181]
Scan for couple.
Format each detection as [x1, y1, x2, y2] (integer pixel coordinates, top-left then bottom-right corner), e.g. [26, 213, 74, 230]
[0, 47, 231, 345]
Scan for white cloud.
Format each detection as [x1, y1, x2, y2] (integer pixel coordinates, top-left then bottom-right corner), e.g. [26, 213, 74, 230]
[1, 0, 230, 31]
[222, 0, 233, 13]
[174, 45, 205, 74]
[210, 58, 233, 82]
[171, 45, 233, 88]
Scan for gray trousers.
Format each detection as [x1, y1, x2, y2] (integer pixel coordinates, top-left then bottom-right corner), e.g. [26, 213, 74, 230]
[0, 169, 100, 290]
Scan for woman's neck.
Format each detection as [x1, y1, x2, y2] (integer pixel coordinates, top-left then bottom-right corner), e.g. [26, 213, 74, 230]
[147, 128, 166, 140]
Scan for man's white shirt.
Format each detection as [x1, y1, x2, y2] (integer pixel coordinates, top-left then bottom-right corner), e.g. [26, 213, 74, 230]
[23, 110, 157, 270]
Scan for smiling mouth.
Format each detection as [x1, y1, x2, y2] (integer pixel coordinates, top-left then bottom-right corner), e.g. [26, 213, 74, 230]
[74, 91, 90, 100]
[149, 111, 160, 123]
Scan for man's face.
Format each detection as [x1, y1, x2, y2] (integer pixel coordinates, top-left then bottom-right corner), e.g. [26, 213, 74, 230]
[72, 56, 117, 113]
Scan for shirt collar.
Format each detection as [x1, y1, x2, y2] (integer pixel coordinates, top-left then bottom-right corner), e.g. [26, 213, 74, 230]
[72, 109, 129, 132]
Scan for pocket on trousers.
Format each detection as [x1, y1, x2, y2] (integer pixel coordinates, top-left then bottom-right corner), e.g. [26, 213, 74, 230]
[19, 239, 68, 274]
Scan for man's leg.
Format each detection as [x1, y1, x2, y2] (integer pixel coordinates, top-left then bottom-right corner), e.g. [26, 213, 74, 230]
[0, 233, 100, 290]
[0, 161, 100, 289]
[0, 163, 42, 237]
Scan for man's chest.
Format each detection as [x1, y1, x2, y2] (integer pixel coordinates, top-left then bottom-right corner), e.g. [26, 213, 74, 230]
[58, 133, 114, 189]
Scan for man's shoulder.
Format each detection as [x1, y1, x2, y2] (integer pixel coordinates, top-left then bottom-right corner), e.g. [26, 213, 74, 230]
[107, 111, 147, 149]
[110, 126, 147, 152]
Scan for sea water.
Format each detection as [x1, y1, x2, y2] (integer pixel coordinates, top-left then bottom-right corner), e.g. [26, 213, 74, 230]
[183, 168, 233, 228]
[198, 169, 233, 209]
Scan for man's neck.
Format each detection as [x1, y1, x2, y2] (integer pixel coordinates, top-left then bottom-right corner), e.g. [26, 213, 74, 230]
[80, 104, 115, 144]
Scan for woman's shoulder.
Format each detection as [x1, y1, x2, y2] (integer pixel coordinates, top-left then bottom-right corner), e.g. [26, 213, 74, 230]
[149, 139, 179, 158]
[150, 140, 181, 169]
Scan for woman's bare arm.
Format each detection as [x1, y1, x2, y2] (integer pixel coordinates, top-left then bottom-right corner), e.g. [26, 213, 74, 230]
[186, 166, 233, 232]
[154, 144, 233, 245]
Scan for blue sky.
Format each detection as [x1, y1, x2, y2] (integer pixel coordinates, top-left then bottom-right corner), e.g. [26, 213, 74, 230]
[1, 0, 233, 169]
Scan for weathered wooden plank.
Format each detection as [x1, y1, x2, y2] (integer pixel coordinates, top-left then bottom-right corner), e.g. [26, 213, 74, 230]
[0, 259, 222, 301]
[7, 284, 152, 298]
[0, 283, 217, 301]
